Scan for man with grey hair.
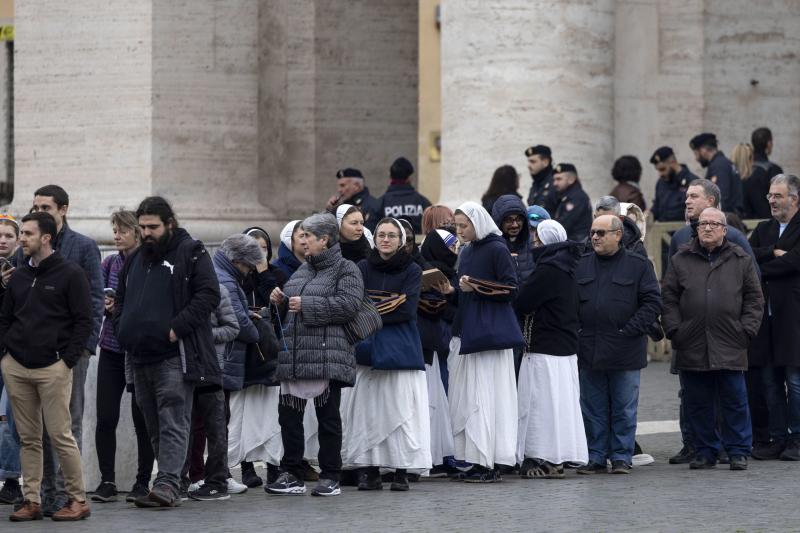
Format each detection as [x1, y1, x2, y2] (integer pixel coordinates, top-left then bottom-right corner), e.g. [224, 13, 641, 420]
[594, 196, 621, 217]
[575, 215, 661, 474]
[663, 207, 763, 471]
[665, 179, 759, 465]
[748, 174, 800, 460]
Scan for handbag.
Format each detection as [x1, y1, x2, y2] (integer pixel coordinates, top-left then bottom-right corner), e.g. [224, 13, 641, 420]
[335, 262, 383, 345]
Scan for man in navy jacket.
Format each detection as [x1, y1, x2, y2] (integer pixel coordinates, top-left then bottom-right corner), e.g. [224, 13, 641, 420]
[576, 215, 661, 474]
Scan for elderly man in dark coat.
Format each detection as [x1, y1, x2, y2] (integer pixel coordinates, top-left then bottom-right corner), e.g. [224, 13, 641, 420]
[575, 215, 661, 475]
[748, 174, 800, 461]
[662, 207, 763, 471]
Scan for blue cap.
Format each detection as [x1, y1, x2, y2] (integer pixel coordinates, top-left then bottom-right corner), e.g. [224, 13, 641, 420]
[527, 205, 551, 228]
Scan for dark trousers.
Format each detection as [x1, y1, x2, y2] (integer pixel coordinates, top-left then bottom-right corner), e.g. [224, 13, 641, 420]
[682, 370, 752, 461]
[677, 371, 695, 448]
[182, 388, 228, 490]
[279, 387, 342, 482]
[745, 367, 770, 445]
[762, 366, 800, 442]
[95, 349, 155, 486]
[134, 356, 194, 494]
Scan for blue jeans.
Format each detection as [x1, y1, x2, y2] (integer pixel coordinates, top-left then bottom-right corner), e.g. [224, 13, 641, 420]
[761, 366, 800, 442]
[681, 370, 752, 461]
[0, 386, 22, 480]
[579, 368, 640, 465]
[134, 356, 194, 495]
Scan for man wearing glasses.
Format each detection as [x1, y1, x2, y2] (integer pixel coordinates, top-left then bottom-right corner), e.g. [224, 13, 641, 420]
[662, 207, 763, 471]
[575, 215, 661, 474]
[748, 174, 800, 461]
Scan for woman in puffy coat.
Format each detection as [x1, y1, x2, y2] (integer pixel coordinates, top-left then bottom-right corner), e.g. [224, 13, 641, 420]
[267, 213, 364, 497]
[212, 234, 273, 493]
[341, 218, 431, 492]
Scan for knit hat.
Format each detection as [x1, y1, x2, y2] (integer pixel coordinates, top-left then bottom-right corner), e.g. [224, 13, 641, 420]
[536, 219, 567, 245]
[280, 220, 301, 250]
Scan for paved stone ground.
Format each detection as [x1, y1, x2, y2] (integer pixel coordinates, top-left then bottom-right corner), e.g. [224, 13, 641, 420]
[5, 362, 800, 532]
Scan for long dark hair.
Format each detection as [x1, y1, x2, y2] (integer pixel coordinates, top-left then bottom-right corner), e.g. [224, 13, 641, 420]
[481, 165, 518, 204]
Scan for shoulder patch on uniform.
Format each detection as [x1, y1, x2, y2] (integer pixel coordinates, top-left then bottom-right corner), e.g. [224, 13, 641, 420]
[710, 175, 718, 184]
[565, 202, 574, 211]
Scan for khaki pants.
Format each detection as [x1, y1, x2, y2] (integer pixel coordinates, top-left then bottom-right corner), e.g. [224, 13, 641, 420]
[1, 355, 85, 504]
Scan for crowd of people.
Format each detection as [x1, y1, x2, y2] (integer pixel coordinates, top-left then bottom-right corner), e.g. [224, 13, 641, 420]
[0, 129, 795, 521]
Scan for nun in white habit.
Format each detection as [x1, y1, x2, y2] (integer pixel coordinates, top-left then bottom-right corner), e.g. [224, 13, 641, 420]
[341, 217, 431, 491]
[513, 219, 588, 478]
[448, 202, 523, 482]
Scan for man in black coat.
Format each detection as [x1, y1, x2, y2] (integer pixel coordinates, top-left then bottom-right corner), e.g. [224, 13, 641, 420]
[114, 196, 221, 508]
[553, 163, 593, 242]
[649, 146, 699, 222]
[324, 168, 380, 229]
[748, 174, 800, 461]
[575, 215, 661, 474]
[525, 145, 558, 213]
[690, 133, 743, 215]
[374, 157, 431, 235]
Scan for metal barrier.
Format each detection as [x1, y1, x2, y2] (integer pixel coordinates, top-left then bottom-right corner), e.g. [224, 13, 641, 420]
[98, 242, 223, 260]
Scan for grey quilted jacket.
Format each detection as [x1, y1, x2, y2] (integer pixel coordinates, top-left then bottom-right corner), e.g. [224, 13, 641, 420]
[277, 243, 363, 386]
[210, 284, 240, 370]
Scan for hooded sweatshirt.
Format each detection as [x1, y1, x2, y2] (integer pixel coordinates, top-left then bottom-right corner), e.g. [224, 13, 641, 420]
[491, 194, 536, 283]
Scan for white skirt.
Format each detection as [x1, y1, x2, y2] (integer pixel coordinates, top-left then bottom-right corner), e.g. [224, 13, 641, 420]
[426, 351, 455, 464]
[227, 385, 283, 467]
[341, 365, 432, 470]
[448, 337, 518, 468]
[517, 353, 588, 464]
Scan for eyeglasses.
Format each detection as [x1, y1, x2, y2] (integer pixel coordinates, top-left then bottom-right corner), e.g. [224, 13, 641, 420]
[504, 216, 524, 226]
[376, 233, 399, 241]
[766, 193, 798, 200]
[697, 221, 725, 229]
[589, 229, 621, 238]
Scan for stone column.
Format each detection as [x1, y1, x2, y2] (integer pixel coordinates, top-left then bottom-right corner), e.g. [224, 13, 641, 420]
[13, 0, 269, 243]
[440, 0, 616, 207]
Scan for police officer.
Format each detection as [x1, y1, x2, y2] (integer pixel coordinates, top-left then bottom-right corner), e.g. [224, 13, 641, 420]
[689, 133, 743, 215]
[325, 168, 380, 228]
[650, 146, 699, 222]
[375, 157, 431, 235]
[553, 163, 592, 242]
[525, 145, 558, 213]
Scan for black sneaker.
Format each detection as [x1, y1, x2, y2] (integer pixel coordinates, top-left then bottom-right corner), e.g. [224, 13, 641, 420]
[241, 466, 263, 488]
[357, 468, 383, 491]
[779, 439, 800, 461]
[126, 483, 150, 503]
[428, 465, 449, 478]
[266, 463, 281, 485]
[576, 462, 607, 475]
[189, 484, 230, 501]
[752, 440, 785, 460]
[265, 472, 306, 495]
[668, 445, 696, 464]
[689, 456, 716, 470]
[310, 479, 341, 497]
[718, 449, 730, 465]
[144, 483, 182, 507]
[391, 470, 409, 492]
[464, 467, 501, 483]
[610, 460, 631, 474]
[729, 455, 748, 471]
[91, 482, 118, 503]
[0, 479, 22, 505]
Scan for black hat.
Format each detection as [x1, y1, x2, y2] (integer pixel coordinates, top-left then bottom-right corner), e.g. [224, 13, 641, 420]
[336, 168, 364, 179]
[390, 157, 414, 181]
[554, 163, 577, 175]
[689, 133, 718, 150]
[650, 146, 675, 165]
[525, 145, 552, 159]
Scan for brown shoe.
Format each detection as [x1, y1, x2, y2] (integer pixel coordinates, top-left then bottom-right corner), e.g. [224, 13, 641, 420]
[51, 500, 90, 521]
[9, 500, 43, 522]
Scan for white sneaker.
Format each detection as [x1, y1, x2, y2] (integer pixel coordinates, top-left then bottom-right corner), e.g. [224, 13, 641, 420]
[632, 453, 655, 467]
[227, 477, 248, 494]
[188, 480, 205, 492]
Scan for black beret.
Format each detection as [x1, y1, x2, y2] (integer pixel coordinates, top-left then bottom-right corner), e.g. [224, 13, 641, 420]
[525, 145, 552, 159]
[336, 168, 364, 179]
[554, 163, 577, 175]
[689, 133, 717, 150]
[390, 157, 415, 181]
[650, 146, 675, 165]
